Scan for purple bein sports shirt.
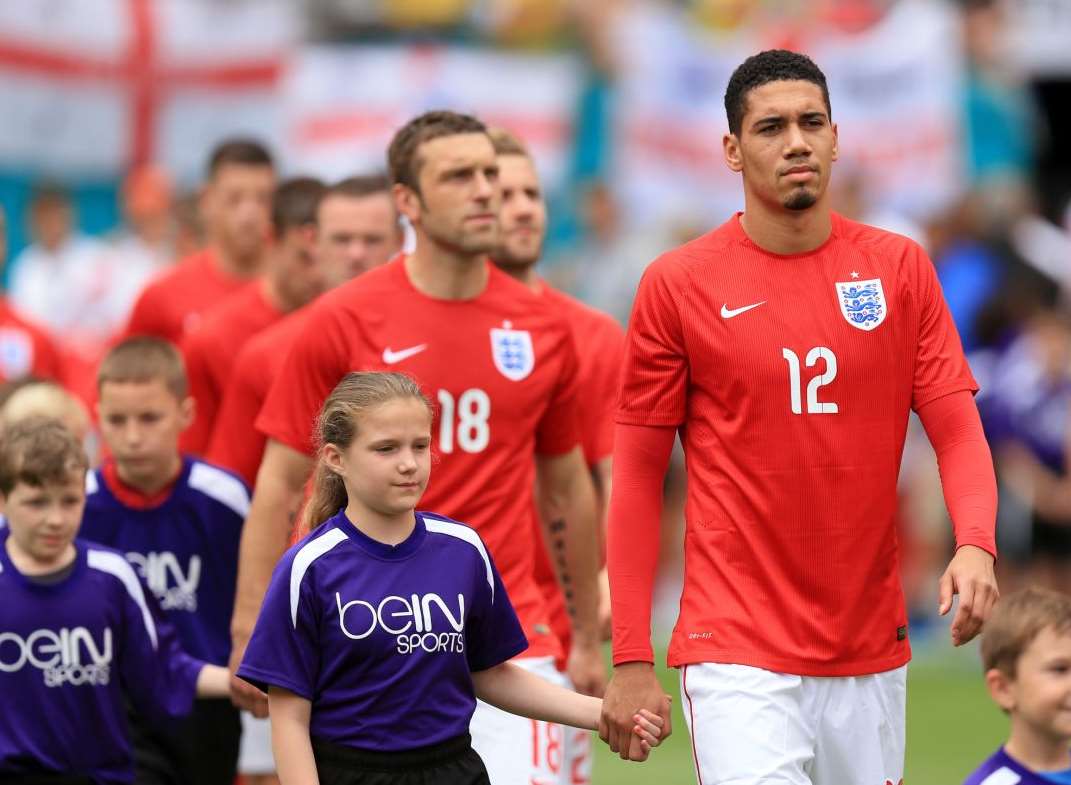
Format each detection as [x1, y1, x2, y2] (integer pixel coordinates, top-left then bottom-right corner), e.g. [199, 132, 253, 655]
[964, 747, 1071, 785]
[238, 509, 528, 752]
[0, 533, 204, 784]
[79, 457, 249, 667]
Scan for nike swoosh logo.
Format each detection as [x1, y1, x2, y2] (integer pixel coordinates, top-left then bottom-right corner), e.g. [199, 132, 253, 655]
[720, 301, 766, 319]
[382, 344, 427, 364]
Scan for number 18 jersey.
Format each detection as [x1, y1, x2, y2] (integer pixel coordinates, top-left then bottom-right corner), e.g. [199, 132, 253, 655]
[257, 258, 582, 660]
[618, 212, 977, 676]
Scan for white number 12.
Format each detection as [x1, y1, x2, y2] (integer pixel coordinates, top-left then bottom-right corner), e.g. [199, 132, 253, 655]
[782, 347, 839, 415]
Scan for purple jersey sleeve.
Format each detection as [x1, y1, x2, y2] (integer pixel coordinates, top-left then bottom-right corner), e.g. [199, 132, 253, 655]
[237, 547, 321, 699]
[464, 536, 528, 672]
[87, 549, 202, 722]
[963, 747, 1048, 785]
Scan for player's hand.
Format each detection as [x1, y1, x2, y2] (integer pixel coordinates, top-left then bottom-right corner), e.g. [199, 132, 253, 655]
[599, 662, 670, 759]
[228, 631, 268, 717]
[938, 544, 999, 647]
[567, 639, 607, 697]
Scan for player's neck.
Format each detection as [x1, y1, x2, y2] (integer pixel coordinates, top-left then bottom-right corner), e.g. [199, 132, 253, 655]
[262, 272, 302, 314]
[405, 242, 489, 300]
[739, 197, 832, 255]
[1005, 721, 1071, 772]
[496, 262, 541, 293]
[210, 240, 264, 280]
[344, 502, 416, 547]
[5, 536, 77, 577]
[115, 454, 183, 497]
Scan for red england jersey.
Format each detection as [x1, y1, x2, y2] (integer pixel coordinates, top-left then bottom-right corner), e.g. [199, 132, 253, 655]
[256, 258, 583, 659]
[0, 298, 62, 383]
[616, 212, 977, 676]
[124, 249, 248, 345]
[528, 284, 625, 658]
[180, 281, 283, 454]
[206, 308, 309, 487]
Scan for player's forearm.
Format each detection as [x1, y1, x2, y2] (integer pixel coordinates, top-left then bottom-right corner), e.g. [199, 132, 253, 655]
[269, 689, 319, 785]
[232, 457, 308, 645]
[195, 664, 230, 697]
[918, 391, 997, 557]
[607, 424, 675, 665]
[538, 450, 603, 645]
[472, 662, 601, 730]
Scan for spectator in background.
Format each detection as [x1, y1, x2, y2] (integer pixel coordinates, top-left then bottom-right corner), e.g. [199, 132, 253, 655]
[0, 206, 62, 384]
[125, 139, 275, 345]
[8, 183, 113, 359]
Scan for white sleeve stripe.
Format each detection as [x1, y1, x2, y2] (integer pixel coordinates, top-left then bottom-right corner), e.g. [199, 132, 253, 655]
[87, 549, 157, 650]
[423, 517, 494, 602]
[289, 528, 348, 628]
[84, 470, 99, 495]
[189, 462, 251, 518]
[979, 768, 1021, 785]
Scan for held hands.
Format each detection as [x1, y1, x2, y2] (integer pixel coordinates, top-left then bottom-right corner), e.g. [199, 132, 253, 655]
[938, 544, 999, 647]
[599, 662, 673, 762]
[228, 633, 269, 718]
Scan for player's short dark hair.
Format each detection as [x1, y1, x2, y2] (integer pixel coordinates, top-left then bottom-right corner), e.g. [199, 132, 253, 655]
[387, 111, 488, 193]
[981, 587, 1071, 677]
[30, 183, 71, 210]
[98, 337, 187, 400]
[328, 174, 392, 200]
[724, 49, 831, 136]
[271, 176, 326, 235]
[488, 128, 530, 159]
[0, 416, 88, 495]
[206, 138, 274, 179]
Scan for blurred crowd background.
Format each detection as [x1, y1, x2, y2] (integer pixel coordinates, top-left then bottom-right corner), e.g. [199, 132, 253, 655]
[1, 0, 1070, 640]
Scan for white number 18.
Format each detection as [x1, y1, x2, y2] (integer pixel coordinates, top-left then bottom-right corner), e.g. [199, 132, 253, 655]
[782, 347, 839, 415]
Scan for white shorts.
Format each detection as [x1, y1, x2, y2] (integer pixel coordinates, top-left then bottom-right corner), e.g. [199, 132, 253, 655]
[680, 662, 906, 785]
[238, 711, 275, 775]
[470, 656, 592, 785]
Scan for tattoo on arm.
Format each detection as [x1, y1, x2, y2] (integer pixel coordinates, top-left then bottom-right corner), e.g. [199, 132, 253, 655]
[550, 519, 576, 620]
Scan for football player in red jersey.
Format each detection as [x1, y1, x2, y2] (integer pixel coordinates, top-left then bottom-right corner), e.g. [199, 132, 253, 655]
[229, 112, 610, 782]
[489, 128, 628, 783]
[599, 50, 1000, 785]
[125, 139, 275, 345]
[206, 174, 404, 487]
[180, 177, 327, 455]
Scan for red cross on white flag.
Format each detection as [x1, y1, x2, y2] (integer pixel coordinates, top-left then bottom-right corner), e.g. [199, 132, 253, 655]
[0, 0, 295, 182]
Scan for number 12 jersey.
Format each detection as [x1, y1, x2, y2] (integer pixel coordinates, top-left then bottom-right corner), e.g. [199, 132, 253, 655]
[616, 212, 979, 676]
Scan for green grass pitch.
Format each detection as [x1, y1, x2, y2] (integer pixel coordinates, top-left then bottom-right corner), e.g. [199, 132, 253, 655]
[592, 644, 1007, 785]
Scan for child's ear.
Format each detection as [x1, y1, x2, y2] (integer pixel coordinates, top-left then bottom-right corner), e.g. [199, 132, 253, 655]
[179, 396, 196, 431]
[322, 444, 346, 478]
[985, 667, 1016, 713]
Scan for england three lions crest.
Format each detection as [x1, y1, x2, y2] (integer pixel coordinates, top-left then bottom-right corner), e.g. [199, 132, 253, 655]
[835, 278, 887, 331]
[490, 325, 535, 381]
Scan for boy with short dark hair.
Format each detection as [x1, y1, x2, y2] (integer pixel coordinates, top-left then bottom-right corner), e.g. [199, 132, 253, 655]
[964, 587, 1071, 784]
[79, 337, 250, 785]
[0, 416, 228, 784]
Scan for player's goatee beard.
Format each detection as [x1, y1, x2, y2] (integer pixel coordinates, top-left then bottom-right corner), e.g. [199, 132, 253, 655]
[784, 189, 818, 211]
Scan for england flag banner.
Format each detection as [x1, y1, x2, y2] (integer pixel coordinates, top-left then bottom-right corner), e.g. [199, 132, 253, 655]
[0, 0, 293, 182]
[283, 45, 582, 191]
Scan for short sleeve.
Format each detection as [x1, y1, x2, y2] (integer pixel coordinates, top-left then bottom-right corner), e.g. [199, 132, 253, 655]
[207, 344, 269, 487]
[911, 247, 978, 411]
[237, 555, 321, 699]
[617, 259, 689, 426]
[582, 320, 626, 464]
[534, 328, 583, 456]
[465, 544, 528, 672]
[180, 328, 218, 455]
[255, 304, 353, 456]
